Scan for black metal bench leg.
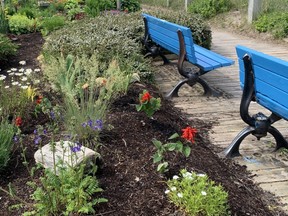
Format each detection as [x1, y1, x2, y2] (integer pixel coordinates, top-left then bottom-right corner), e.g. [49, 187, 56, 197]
[196, 77, 222, 97]
[165, 78, 189, 99]
[268, 126, 288, 151]
[220, 126, 255, 158]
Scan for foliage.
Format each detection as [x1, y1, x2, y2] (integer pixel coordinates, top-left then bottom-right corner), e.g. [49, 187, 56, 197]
[144, 9, 212, 49]
[8, 13, 37, 35]
[0, 8, 9, 33]
[64, 0, 82, 20]
[0, 120, 15, 171]
[254, 12, 288, 39]
[18, 6, 38, 19]
[24, 163, 107, 215]
[152, 129, 195, 173]
[188, 0, 232, 19]
[84, 0, 113, 17]
[136, 90, 161, 118]
[119, 0, 141, 12]
[40, 15, 66, 36]
[166, 169, 229, 216]
[0, 33, 18, 61]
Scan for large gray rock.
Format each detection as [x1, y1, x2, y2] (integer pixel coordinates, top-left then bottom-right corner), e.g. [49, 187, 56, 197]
[34, 140, 100, 174]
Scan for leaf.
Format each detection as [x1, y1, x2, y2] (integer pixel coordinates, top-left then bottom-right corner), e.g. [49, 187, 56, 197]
[152, 139, 163, 149]
[183, 146, 191, 157]
[168, 133, 179, 140]
[157, 162, 168, 173]
[136, 104, 142, 111]
[164, 143, 176, 151]
[153, 153, 163, 163]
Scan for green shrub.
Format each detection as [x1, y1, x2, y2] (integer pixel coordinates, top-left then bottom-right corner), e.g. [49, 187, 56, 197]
[40, 15, 66, 36]
[18, 6, 38, 19]
[8, 13, 37, 35]
[118, 0, 141, 12]
[0, 34, 18, 61]
[166, 169, 229, 216]
[0, 121, 15, 171]
[85, 0, 114, 17]
[0, 9, 9, 34]
[64, 0, 82, 20]
[254, 12, 288, 39]
[188, 0, 232, 19]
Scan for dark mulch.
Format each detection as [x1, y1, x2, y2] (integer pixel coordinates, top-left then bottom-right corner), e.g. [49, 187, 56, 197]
[0, 32, 286, 216]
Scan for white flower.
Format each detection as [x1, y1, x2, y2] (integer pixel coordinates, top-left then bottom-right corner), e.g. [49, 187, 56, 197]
[18, 83, 22, 86]
[0, 75, 6, 81]
[19, 60, 26, 65]
[21, 77, 28, 81]
[173, 175, 179, 180]
[7, 70, 11, 73]
[34, 79, 40, 84]
[21, 85, 29, 89]
[201, 191, 207, 196]
[26, 82, 30, 85]
[24, 68, 33, 75]
[12, 81, 19, 86]
[15, 72, 23, 76]
[171, 186, 177, 191]
[197, 173, 206, 177]
[11, 68, 17, 71]
[34, 68, 41, 72]
[177, 193, 183, 198]
[19, 68, 25, 72]
[164, 190, 170, 194]
[183, 171, 193, 179]
[4, 85, 9, 89]
[8, 72, 15, 76]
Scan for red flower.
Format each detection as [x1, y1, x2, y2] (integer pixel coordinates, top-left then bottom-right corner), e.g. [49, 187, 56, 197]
[15, 116, 22, 127]
[36, 95, 43, 105]
[181, 126, 197, 143]
[141, 92, 152, 103]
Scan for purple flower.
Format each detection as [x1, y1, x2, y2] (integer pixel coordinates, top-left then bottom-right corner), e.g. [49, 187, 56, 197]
[13, 135, 19, 143]
[95, 119, 103, 130]
[33, 129, 37, 134]
[43, 129, 47, 134]
[50, 111, 55, 120]
[81, 122, 87, 127]
[70, 142, 82, 153]
[87, 119, 93, 128]
[34, 135, 41, 145]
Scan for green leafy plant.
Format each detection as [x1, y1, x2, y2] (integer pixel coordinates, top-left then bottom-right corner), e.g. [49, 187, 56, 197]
[188, 0, 231, 19]
[0, 8, 9, 33]
[8, 13, 38, 34]
[0, 33, 18, 61]
[40, 15, 66, 36]
[118, 0, 141, 12]
[166, 169, 229, 216]
[24, 162, 107, 215]
[64, 0, 82, 20]
[0, 120, 16, 171]
[85, 0, 113, 17]
[136, 90, 161, 118]
[152, 126, 197, 173]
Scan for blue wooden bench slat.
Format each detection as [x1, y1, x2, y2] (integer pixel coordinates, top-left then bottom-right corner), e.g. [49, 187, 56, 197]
[221, 45, 288, 158]
[142, 13, 234, 98]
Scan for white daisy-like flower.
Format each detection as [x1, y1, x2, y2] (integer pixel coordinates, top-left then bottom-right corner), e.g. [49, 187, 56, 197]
[183, 171, 193, 178]
[0, 75, 6, 81]
[15, 72, 23, 76]
[34, 79, 40, 84]
[21, 85, 29, 89]
[8, 72, 15, 76]
[12, 81, 19, 86]
[171, 186, 177, 191]
[34, 68, 41, 72]
[197, 173, 206, 177]
[19, 68, 25, 72]
[164, 189, 170, 194]
[26, 82, 30, 85]
[7, 70, 11, 73]
[201, 191, 207, 196]
[4, 85, 9, 89]
[18, 83, 22, 86]
[177, 193, 183, 198]
[19, 60, 26, 65]
[173, 175, 179, 180]
[24, 68, 33, 75]
[11, 68, 17, 71]
[21, 77, 28, 81]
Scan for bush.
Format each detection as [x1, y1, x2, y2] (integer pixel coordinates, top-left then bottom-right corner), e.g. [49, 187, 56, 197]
[254, 12, 288, 39]
[0, 121, 15, 171]
[188, 0, 232, 19]
[8, 13, 37, 35]
[85, 0, 114, 17]
[119, 0, 141, 12]
[40, 15, 66, 36]
[0, 34, 18, 61]
[0, 9, 9, 34]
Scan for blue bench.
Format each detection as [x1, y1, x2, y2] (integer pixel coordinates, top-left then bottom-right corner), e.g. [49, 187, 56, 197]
[142, 13, 234, 98]
[222, 45, 288, 158]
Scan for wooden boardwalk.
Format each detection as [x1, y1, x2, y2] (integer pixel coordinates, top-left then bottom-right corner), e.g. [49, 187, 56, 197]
[154, 28, 288, 213]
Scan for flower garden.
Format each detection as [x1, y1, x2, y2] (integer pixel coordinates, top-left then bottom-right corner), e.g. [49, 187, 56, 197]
[0, 0, 285, 215]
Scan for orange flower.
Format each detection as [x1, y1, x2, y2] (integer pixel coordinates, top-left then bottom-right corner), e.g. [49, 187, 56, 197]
[181, 126, 197, 143]
[141, 92, 152, 103]
[15, 116, 22, 127]
[36, 95, 43, 105]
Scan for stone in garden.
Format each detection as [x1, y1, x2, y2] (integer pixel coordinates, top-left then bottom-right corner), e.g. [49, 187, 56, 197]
[34, 140, 100, 175]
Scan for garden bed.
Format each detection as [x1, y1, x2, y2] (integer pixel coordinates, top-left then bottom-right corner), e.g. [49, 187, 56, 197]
[0, 32, 285, 216]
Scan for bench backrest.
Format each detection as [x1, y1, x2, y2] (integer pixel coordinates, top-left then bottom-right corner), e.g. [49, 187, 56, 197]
[236, 45, 288, 120]
[142, 13, 197, 64]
